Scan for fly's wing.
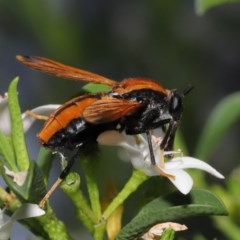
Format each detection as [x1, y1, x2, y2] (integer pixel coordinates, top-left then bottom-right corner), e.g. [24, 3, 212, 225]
[82, 96, 143, 124]
[16, 55, 117, 86]
[114, 78, 168, 95]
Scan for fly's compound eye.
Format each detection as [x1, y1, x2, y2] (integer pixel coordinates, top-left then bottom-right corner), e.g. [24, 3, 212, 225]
[169, 92, 183, 121]
[172, 96, 179, 111]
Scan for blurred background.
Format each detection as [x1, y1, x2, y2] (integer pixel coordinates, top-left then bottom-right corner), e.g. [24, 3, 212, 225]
[0, 0, 240, 239]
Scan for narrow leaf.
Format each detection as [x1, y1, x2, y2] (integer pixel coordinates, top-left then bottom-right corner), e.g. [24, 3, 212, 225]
[82, 83, 111, 93]
[37, 147, 55, 181]
[195, 92, 240, 160]
[0, 161, 46, 203]
[0, 130, 16, 170]
[195, 0, 240, 15]
[116, 189, 227, 240]
[8, 77, 29, 170]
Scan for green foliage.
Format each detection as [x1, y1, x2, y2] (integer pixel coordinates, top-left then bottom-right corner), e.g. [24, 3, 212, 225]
[117, 189, 227, 239]
[0, 78, 45, 203]
[196, 92, 240, 160]
[0, 130, 15, 170]
[82, 83, 111, 93]
[1, 161, 46, 203]
[161, 228, 175, 240]
[8, 77, 29, 171]
[195, 0, 240, 15]
[37, 147, 57, 184]
[0, 78, 71, 239]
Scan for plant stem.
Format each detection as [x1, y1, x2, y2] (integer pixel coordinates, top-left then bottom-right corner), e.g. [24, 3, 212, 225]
[39, 210, 73, 240]
[81, 157, 102, 220]
[94, 223, 106, 240]
[102, 169, 148, 220]
[61, 172, 97, 233]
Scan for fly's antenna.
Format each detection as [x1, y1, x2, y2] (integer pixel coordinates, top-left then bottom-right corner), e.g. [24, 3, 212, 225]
[182, 85, 194, 97]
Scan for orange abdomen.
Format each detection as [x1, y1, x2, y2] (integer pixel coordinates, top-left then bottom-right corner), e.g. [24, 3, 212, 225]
[38, 95, 99, 145]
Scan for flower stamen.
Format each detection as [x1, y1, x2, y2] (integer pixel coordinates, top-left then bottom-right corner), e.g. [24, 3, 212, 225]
[154, 165, 175, 180]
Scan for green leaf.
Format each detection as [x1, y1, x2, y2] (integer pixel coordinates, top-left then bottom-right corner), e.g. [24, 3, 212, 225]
[0, 130, 16, 170]
[8, 77, 29, 170]
[37, 147, 55, 181]
[161, 228, 175, 240]
[227, 167, 240, 195]
[195, 0, 240, 15]
[0, 161, 46, 203]
[24, 161, 46, 203]
[195, 92, 240, 160]
[116, 189, 227, 240]
[82, 83, 111, 93]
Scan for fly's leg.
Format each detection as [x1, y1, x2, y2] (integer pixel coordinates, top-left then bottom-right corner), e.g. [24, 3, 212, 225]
[26, 110, 48, 121]
[146, 131, 175, 180]
[39, 150, 80, 208]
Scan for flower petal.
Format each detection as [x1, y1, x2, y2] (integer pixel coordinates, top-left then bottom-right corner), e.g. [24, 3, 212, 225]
[97, 130, 126, 146]
[10, 203, 45, 221]
[0, 204, 45, 240]
[166, 157, 224, 179]
[0, 221, 12, 240]
[97, 130, 155, 173]
[0, 94, 8, 114]
[97, 130, 140, 154]
[98, 131, 224, 195]
[0, 94, 11, 135]
[163, 168, 194, 194]
[21, 104, 60, 133]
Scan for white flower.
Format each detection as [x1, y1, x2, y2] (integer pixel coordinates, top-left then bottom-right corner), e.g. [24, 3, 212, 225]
[97, 129, 224, 194]
[0, 93, 60, 135]
[0, 203, 45, 240]
[0, 94, 11, 135]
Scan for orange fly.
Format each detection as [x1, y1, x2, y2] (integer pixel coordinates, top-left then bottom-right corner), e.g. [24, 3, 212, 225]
[16, 55, 193, 207]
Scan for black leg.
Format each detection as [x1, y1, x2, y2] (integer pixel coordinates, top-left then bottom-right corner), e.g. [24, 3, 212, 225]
[146, 130, 176, 179]
[146, 131, 156, 165]
[160, 120, 178, 151]
[59, 150, 80, 179]
[39, 150, 80, 208]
